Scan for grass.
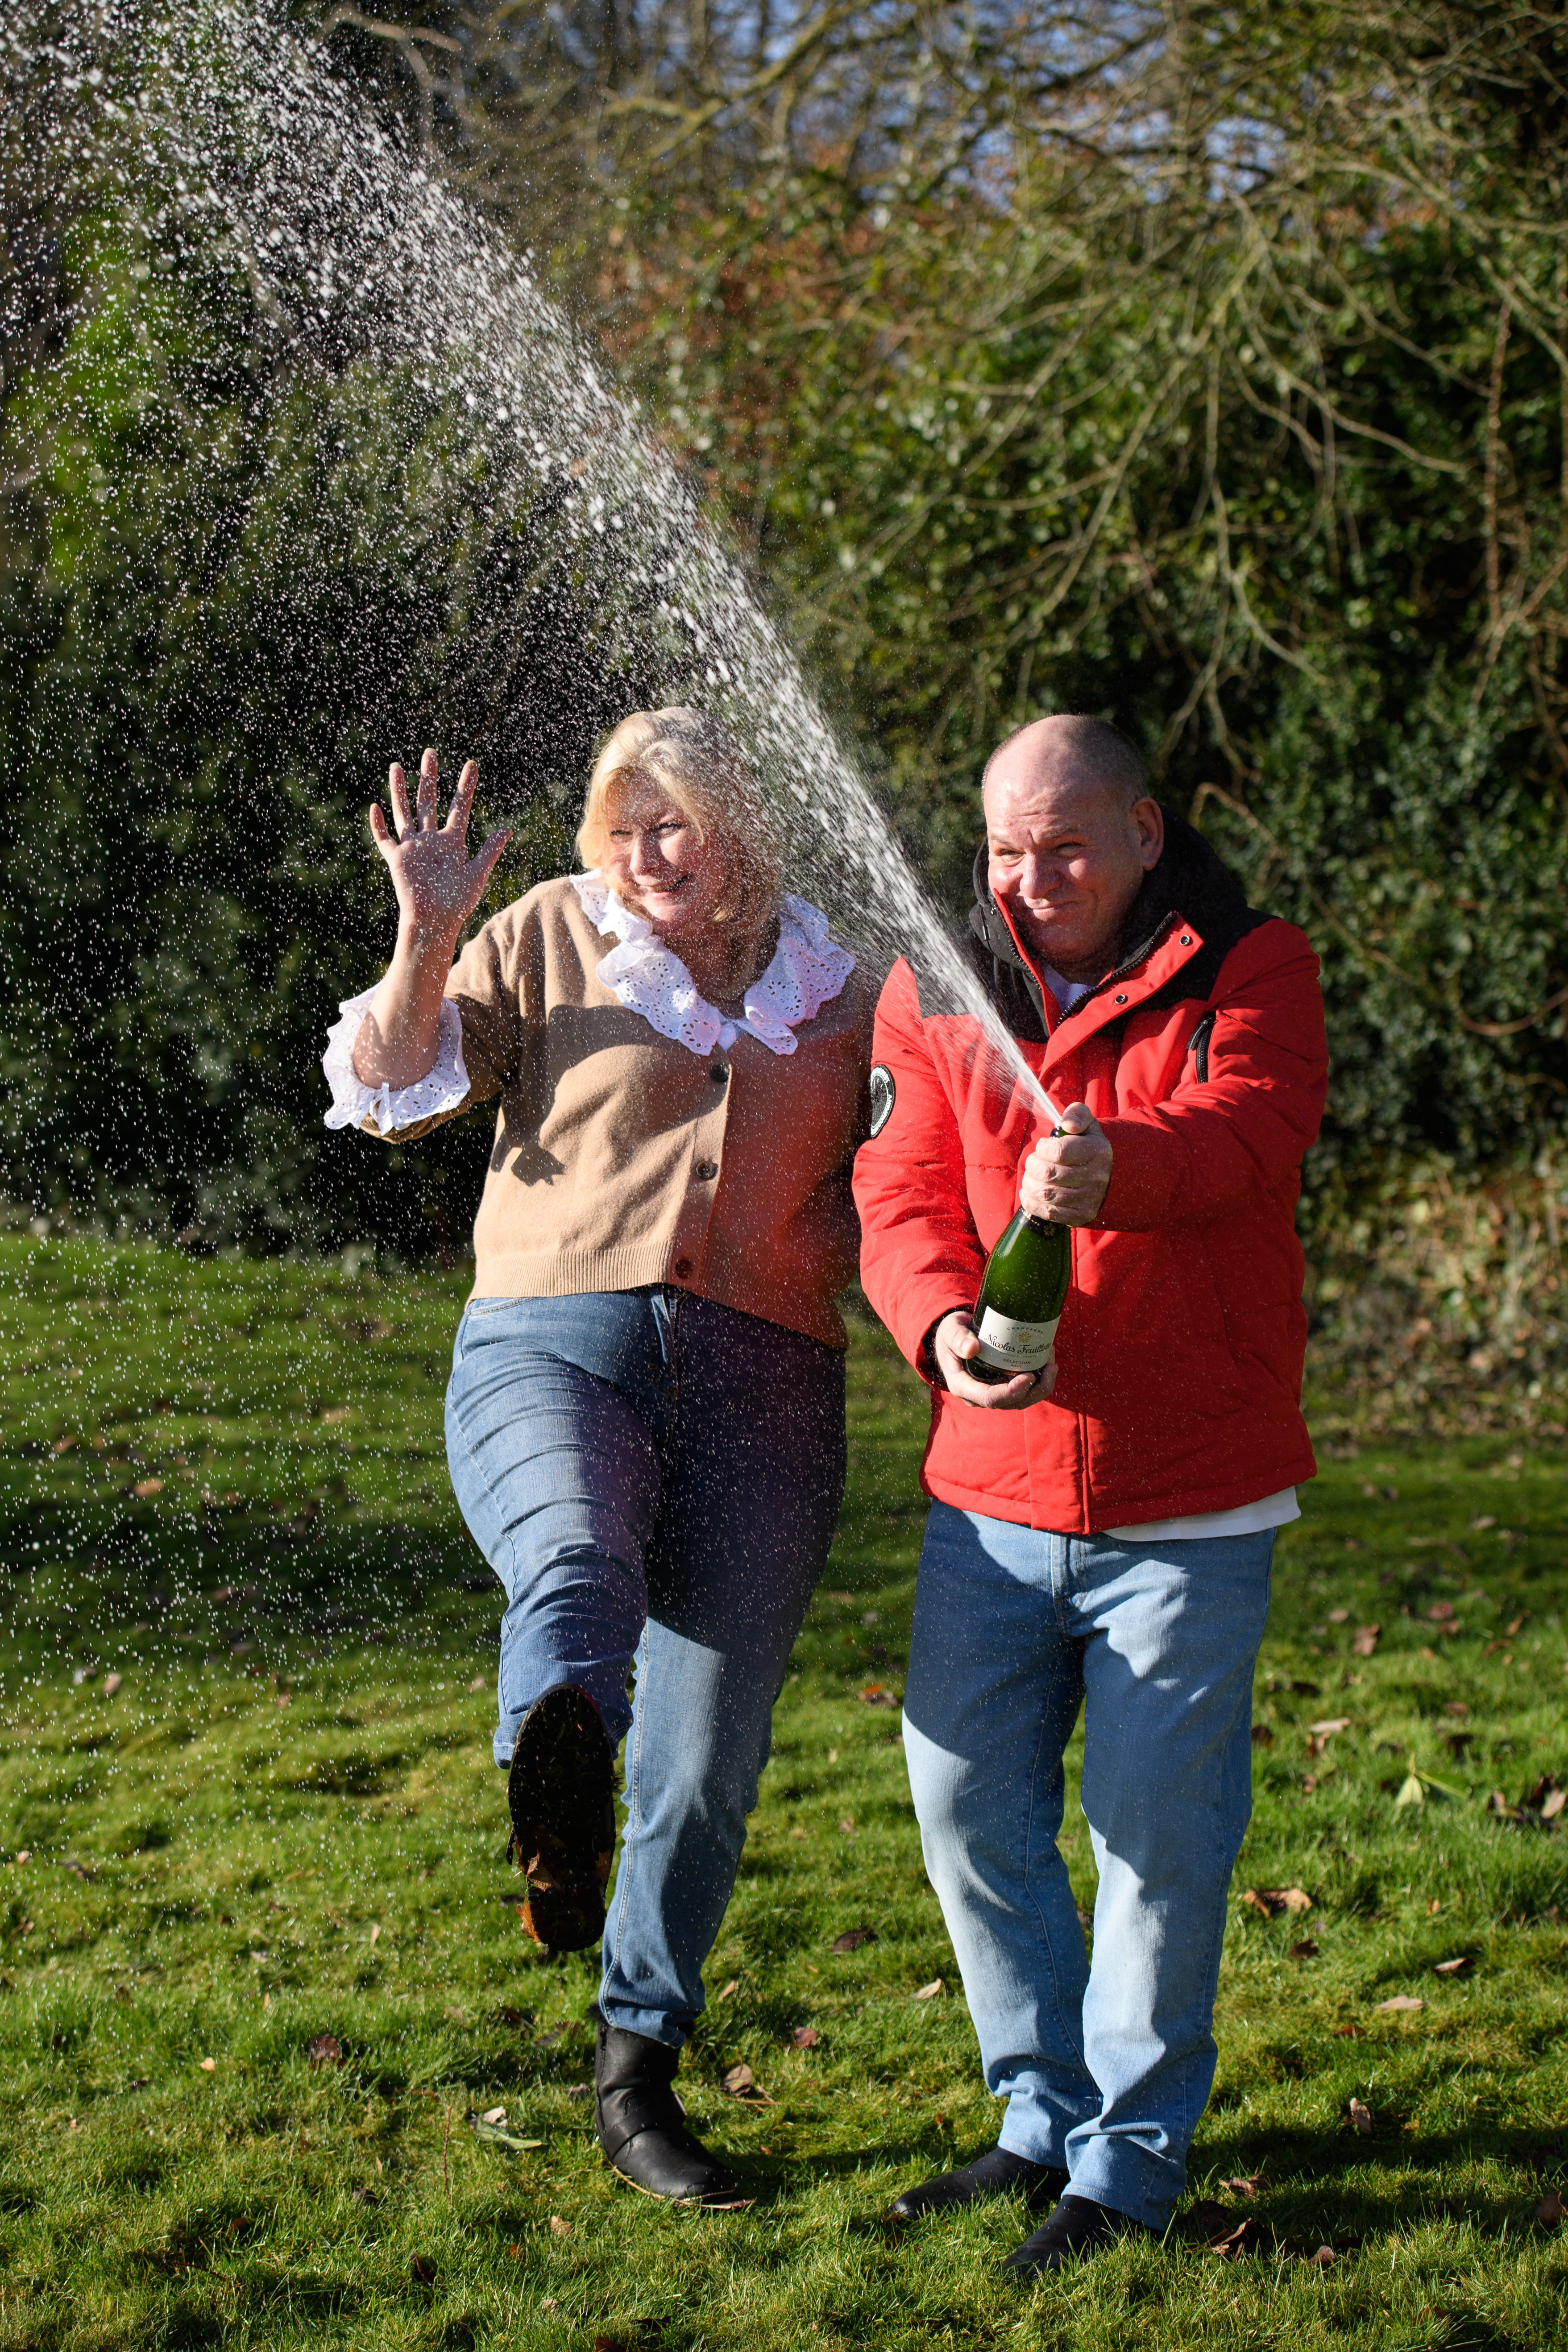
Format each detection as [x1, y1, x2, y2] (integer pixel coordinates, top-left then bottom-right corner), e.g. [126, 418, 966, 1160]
[0, 1231, 1565, 2349]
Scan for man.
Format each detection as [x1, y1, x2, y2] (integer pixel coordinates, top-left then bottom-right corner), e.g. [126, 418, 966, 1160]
[854, 714, 1327, 2275]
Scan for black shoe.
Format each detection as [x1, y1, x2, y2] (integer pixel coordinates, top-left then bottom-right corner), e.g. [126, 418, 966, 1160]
[506, 1685, 615, 1954]
[1004, 2193, 1151, 2276]
[888, 2144, 1067, 2221]
[595, 2017, 748, 2207]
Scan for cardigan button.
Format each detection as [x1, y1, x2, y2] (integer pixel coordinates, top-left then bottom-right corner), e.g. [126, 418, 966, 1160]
[673, 1257, 693, 1279]
[695, 1160, 718, 1181]
[709, 1064, 729, 1084]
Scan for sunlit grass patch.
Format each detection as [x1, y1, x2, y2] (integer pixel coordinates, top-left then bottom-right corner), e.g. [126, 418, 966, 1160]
[0, 1234, 1564, 2347]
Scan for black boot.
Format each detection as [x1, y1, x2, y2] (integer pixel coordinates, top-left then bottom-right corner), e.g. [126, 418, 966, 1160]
[888, 2144, 1066, 2221]
[595, 2017, 747, 2207]
[1004, 2193, 1151, 2275]
[506, 1685, 615, 1954]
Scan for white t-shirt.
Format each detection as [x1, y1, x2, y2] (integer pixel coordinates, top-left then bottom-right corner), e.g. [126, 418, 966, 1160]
[1039, 967, 1296, 1543]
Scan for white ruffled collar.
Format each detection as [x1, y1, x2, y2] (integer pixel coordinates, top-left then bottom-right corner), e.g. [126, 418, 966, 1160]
[569, 871, 855, 1058]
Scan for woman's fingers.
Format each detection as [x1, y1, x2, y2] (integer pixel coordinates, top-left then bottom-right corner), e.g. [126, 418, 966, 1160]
[388, 762, 412, 839]
[415, 747, 440, 833]
[471, 824, 511, 892]
[444, 758, 479, 835]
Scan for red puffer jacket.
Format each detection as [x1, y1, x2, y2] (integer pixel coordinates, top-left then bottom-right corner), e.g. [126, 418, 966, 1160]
[854, 813, 1329, 1532]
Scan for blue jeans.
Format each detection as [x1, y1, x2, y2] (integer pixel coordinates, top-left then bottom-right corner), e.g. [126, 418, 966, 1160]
[445, 1288, 846, 2045]
[902, 1502, 1273, 2230]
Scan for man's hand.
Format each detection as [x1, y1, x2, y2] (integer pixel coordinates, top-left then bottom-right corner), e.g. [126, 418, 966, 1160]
[1020, 1102, 1112, 1226]
[931, 1311, 1055, 1410]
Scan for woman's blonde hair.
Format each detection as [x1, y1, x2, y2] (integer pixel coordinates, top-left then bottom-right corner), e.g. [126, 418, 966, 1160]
[577, 707, 783, 936]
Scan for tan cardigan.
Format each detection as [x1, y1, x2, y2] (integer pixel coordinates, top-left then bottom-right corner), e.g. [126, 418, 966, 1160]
[373, 878, 877, 1348]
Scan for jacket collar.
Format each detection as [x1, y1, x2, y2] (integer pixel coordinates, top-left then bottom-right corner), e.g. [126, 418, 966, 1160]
[967, 802, 1252, 1024]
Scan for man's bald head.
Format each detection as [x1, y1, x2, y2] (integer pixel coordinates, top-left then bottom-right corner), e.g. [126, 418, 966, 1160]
[983, 713, 1147, 806]
[982, 713, 1162, 982]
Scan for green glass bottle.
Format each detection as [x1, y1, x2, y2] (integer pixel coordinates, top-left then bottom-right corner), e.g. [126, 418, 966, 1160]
[968, 1206, 1070, 1385]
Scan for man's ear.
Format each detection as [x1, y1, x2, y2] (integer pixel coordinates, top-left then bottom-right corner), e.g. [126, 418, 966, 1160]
[1132, 796, 1164, 870]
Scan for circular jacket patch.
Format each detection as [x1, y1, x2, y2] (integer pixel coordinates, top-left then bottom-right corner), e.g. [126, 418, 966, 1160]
[868, 1064, 896, 1138]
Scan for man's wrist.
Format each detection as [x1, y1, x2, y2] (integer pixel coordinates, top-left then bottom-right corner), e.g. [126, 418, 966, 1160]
[919, 1307, 968, 1389]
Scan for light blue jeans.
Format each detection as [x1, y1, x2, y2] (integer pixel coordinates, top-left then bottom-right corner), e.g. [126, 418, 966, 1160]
[902, 1501, 1273, 2230]
[444, 1288, 846, 2045]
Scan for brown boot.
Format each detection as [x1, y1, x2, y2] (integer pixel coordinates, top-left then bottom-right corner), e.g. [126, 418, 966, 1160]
[505, 1685, 615, 1954]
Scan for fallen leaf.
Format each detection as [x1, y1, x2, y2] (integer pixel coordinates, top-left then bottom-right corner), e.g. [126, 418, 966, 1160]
[722, 2063, 755, 2096]
[410, 2254, 437, 2283]
[791, 2025, 820, 2049]
[133, 1477, 163, 1497]
[830, 1926, 876, 1953]
[1537, 2189, 1564, 2228]
[472, 2118, 545, 2149]
[1349, 2098, 1372, 2134]
[549, 2215, 572, 2239]
[1289, 1939, 1319, 1960]
[718, 1979, 738, 2001]
[1352, 1626, 1381, 1656]
[913, 1978, 943, 2001]
[101, 1672, 122, 1696]
[199, 2058, 216, 2073]
[307, 2034, 342, 2066]
[1209, 2216, 1266, 2257]
[1375, 1995, 1425, 2014]
[1242, 1887, 1312, 1919]
[1433, 1955, 1473, 1976]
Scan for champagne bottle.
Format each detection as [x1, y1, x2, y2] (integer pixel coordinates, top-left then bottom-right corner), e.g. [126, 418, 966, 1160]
[967, 1202, 1070, 1385]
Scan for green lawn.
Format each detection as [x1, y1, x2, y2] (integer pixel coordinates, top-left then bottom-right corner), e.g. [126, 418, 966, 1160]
[0, 1233, 1564, 2349]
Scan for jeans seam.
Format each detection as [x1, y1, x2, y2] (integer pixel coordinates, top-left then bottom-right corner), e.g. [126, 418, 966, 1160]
[606, 1624, 651, 1989]
[1021, 1638, 1091, 2081]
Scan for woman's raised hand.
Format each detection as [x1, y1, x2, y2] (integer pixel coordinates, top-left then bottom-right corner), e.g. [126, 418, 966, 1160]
[369, 747, 510, 950]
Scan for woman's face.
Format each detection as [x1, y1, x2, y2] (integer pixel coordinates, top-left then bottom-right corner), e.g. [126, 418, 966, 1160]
[602, 775, 728, 942]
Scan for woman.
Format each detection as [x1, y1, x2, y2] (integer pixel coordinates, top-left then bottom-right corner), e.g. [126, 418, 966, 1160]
[323, 709, 874, 2205]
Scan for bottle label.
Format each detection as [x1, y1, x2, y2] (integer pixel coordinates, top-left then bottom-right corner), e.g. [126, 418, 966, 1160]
[974, 1307, 1061, 1372]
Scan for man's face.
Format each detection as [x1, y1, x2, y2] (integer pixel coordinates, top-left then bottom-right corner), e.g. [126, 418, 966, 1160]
[984, 756, 1163, 981]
